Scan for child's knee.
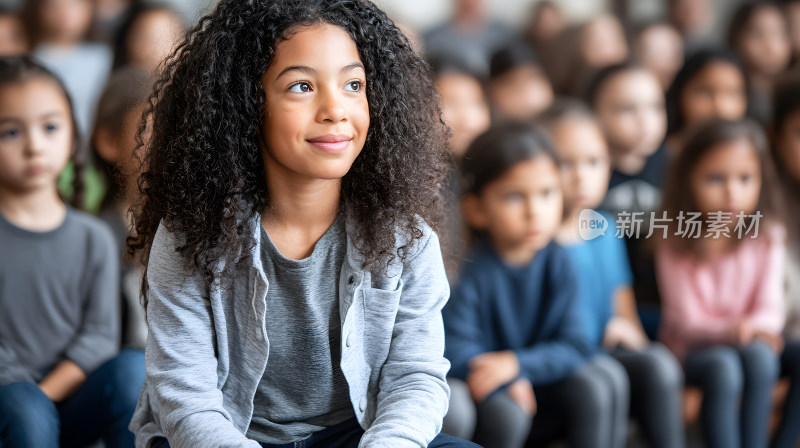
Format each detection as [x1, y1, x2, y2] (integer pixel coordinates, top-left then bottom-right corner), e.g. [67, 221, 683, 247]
[700, 348, 744, 395]
[740, 341, 780, 384]
[442, 378, 476, 440]
[0, 382, 60, 444]
[94, 350, 145, 413]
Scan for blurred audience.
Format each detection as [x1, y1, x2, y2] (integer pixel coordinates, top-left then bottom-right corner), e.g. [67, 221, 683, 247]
[111, 3, 184, 73]
[633, 22, 684, 91]
[487, 41, 553, 122]
[543, 100, 685, 448]
[0, 8, 28, 56]
[665, 48, 748, 151]
[424, 0, 513, 77]
[728, 1, 792, 124]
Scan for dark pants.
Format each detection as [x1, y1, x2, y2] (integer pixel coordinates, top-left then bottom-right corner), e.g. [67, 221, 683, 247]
[772, 339, 800, 448]
[0, 349, 145, 448]
[151, 417, 480, 448]
[684, 341, 779, 448]
[612, 343, 685, 448]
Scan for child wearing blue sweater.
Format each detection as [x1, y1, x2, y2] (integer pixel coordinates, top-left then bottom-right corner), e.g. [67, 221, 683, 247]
[542, 100, 685, 448]
[442, 123, 626, 448]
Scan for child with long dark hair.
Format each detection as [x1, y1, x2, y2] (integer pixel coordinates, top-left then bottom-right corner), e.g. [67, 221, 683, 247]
[0, 55, 143, 448]
[126, 1, 477, 447]
[657, 118, 799, 448]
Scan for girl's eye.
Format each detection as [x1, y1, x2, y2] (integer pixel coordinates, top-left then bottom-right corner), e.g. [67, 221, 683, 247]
[289, 82, 312, 93]
[0, 128, 19, 139]
[345, 81, 362, 92]
[706, 174, 725, 184]
[740, 174, 751, 183]
[504, 192, 524, 202]
[44, 123, 58, 133]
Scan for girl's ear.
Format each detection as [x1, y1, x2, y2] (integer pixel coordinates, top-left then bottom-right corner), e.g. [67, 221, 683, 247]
[94, 127, 120, 164]
[462, 193, 488, 231]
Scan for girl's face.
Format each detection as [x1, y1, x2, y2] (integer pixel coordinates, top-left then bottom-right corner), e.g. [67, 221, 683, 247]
[126, 10, 184, 72]
[95, 101, 148, 178]
[636, 25, 684, 90]
[594, 69, 666, 157]
[438, 72, 490, 158]
[552, 118, 611, 212]
[777, 110, 800, 183]
[0, 15, 28, 56]
[680, 61, 747, 128]
[39, 0, 93, 44]
[489, 65, 553, 121]
[690, 138, 761, 216]
[582, 15, 628, 68]
[737, 7, 791, 76]
[260, 23, 369, 182]
[466, 156, 563, 258]
[0, 78, 73, 194]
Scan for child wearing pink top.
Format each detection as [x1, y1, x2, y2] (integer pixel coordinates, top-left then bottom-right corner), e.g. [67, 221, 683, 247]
[656, 118, 799, 448]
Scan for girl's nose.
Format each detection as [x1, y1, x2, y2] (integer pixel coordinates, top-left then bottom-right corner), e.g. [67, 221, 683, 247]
[318, 90, 347, 123]
[24, 129, 45, 157]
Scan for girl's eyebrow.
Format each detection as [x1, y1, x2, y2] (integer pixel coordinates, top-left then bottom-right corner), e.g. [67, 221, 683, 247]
[0, 112, 64, 124]
[274, 62, 365, 82]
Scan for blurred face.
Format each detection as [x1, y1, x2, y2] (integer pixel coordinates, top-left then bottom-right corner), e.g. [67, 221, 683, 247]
[528, 3, 565, 42]
[260, 24, 369, 181]
[669, 0, 711, 36]
[0, 78, 73, 194]
[777, 111, 800, 183]
[788, 3, 800, 58]
[39, 0, 93, 44]
[489, 65, 553, 121]
[126, 10, 184, 72]
[690, 138, 761, 216]
[681, 61, 747, 128]
[582, 15, 629, 68]
[636, 25, 684, 90]
[736, 7, 791, 76]
[0, 15, 28, 56]
[438, 72, 490, 157]
[466, 156, 563, 261]
[552, 118, 611, 212]
[594, 69, 666, 157]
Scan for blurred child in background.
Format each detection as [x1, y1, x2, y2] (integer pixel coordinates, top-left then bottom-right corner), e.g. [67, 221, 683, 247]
[543, 99, 685, 448]
[0, 9, 29, 57]
[0, 55, 142, 448]
[768, 77, 800, 448]
[587, 63, 668, 334]
[434, 61, 491, 284]
[92, 66, 152, 350]
[728, 1, 792, 124]
[666, 49, 748, 151]
[633, 22, 684, 92]
[488, 41, 553, 122]
[112, 3, 184, 73]
[443, 123, 626, 448]
[94, 0, 136, 44]
[22, 0, 112, 142]
[667, 0, 713, 52]
[657, 118, 800, 448]
[784, 0, 800, 68]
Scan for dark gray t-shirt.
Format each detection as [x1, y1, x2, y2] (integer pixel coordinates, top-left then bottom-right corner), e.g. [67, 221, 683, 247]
[0, 207, 120, 386]
[247, 216, 354, 443]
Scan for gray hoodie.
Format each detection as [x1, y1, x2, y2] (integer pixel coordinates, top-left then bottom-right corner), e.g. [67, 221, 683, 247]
[130, 213, 451, 448]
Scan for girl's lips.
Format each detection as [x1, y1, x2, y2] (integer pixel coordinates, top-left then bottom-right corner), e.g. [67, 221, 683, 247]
[308, 139, 351, 153]
[307, 135, 352, 153]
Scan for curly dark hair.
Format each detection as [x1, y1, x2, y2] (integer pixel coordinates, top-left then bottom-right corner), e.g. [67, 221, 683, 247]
[128, 0, 449, 307]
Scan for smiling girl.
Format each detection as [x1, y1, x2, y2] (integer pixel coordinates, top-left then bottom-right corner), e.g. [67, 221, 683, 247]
[126, 1, 475, 448]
